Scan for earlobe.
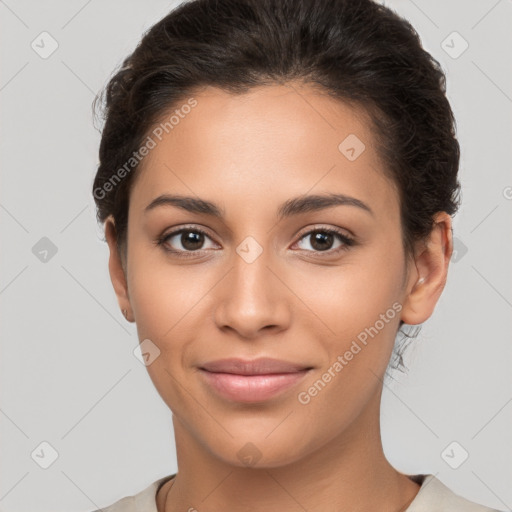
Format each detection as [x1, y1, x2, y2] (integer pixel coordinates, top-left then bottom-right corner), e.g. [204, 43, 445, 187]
[104, 216, 133, 322]
[400, 212, 453, 325]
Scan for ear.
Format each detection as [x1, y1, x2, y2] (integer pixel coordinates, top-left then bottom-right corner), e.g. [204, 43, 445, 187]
[104, 215, 133, 322]
[400, 212, 453, 325]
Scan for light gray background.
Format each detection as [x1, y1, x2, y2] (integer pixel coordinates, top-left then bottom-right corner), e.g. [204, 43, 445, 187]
[1, 1, 511, 511]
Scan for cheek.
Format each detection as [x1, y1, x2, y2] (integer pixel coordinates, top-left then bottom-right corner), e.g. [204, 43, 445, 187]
[296, 241, 406, 397]
[127, 240, 199, 334]
[126, 253, 200, 410]
[294, 262, 404, 436]
[126, 249, 221, 377]
[299, 247, 404, 337]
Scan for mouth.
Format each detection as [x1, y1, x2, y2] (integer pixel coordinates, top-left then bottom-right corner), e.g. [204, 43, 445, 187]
[198, 358, 313, 403]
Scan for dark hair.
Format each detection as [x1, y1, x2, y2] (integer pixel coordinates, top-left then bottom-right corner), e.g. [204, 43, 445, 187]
[92, 0, 461, 373]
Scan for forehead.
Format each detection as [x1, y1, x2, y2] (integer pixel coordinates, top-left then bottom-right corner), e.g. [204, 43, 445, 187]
[129, 83, 399, 218]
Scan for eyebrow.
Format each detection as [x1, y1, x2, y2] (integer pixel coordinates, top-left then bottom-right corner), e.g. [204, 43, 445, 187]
[144, 192, 373, 219]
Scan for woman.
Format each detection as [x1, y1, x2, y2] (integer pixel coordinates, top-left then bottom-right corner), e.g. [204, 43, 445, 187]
[91, 0, 503, 510]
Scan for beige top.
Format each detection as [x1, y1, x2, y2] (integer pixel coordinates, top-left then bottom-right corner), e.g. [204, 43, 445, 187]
[92, 473, 503, 512]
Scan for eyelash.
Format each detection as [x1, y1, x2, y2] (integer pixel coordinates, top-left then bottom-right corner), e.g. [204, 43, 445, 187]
[155, 225, 356, 259]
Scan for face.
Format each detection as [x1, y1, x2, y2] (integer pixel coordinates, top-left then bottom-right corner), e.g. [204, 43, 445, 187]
[107, 83, 446, 468]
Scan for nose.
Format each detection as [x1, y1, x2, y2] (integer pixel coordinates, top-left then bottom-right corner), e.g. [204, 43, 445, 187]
[213, 247, 291, 340]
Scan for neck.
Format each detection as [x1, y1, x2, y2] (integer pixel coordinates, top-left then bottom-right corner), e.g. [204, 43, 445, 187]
[159, 386, 420, 512]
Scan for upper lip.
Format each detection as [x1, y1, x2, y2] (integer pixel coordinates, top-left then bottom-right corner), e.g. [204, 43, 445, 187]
[200, 357, 312, 375]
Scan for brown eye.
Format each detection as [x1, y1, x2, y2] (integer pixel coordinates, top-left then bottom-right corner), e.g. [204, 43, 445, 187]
[309, 231, 335, 251]
[295, 227, 355, 255]
[179, 231, 205, 250]
[157, 226, 218, 257]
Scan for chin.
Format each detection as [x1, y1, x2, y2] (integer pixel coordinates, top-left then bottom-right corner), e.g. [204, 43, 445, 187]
[195, 424, 315, 469]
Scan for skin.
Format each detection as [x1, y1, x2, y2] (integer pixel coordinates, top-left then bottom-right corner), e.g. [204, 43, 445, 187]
[104, 82, 453, 512]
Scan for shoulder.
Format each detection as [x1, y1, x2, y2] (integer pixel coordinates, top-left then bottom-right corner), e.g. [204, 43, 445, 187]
[89, 474, 175, 512]
[406, 474, 505, 512]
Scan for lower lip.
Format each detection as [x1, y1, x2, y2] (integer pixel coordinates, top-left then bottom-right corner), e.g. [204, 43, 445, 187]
[198, 369, 310, 403]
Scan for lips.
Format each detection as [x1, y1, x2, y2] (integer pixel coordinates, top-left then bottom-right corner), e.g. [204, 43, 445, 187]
[198, 357, 313, 402]
[200, 357, 312, 375]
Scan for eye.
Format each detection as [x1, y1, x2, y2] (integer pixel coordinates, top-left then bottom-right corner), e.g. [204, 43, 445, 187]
[293, 226, 355, 256]
[156, 226, 218, 258]
[155, 224, 355, 259]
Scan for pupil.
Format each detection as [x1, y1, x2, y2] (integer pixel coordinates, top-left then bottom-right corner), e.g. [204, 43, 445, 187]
[312, 232, 333, 251]
[182, 231, 203, 250]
